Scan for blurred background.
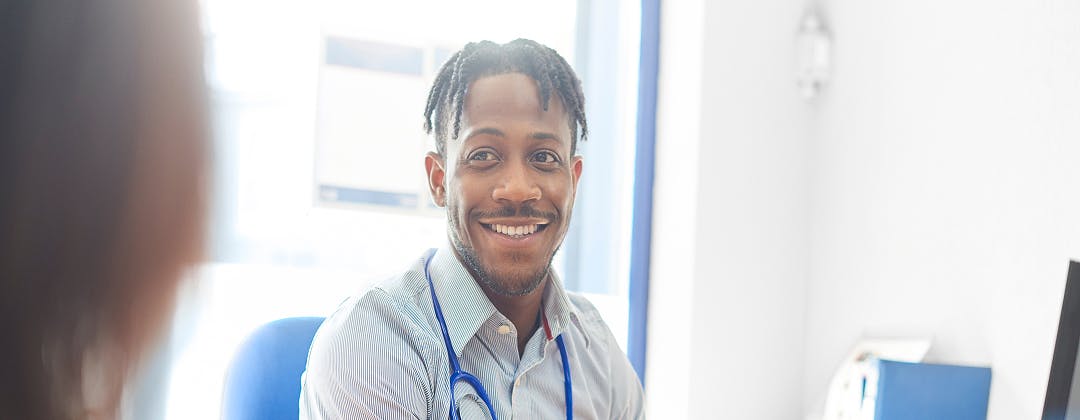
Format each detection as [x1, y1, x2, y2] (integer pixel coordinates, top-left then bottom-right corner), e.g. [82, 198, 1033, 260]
[132, 0, 1080, 419]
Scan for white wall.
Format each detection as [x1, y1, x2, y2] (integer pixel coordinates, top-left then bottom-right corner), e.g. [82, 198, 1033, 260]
[651, 0, 1080, 418]
[804, 1, 1080, 419]
[647, 0, 810, 418]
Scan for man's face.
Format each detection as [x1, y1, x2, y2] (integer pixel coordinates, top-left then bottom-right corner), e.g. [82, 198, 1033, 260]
[425, 72, 583, 296]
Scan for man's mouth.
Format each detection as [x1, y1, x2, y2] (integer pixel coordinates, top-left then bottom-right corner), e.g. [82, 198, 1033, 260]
[480, 222, 550, 239]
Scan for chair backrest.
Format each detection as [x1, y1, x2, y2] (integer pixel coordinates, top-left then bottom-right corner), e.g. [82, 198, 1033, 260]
[221, 316, 325, 420]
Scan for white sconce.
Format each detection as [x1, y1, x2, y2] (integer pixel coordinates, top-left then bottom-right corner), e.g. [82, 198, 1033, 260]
[797, 9, 831, 99]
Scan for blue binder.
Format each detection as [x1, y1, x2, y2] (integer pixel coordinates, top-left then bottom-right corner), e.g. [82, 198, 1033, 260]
[874, 359, 992, 420]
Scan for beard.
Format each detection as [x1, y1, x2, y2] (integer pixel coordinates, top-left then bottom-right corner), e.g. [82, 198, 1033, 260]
[447, 210, 555, 297]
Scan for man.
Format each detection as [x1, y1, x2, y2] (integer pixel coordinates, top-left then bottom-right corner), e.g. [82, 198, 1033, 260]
[300, 39, 645, 419]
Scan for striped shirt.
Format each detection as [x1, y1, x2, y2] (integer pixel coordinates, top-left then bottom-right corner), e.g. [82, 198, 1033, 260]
[299, 246, 645, 419]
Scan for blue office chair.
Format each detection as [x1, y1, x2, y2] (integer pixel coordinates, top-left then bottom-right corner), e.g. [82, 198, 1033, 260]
[221, 316, 325, 420]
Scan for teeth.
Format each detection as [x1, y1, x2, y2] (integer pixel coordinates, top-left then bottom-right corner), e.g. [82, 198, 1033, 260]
[490, 224, 540, 237]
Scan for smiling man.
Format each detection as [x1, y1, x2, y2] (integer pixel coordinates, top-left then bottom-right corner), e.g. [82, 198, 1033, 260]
[300, 39, 644, 420]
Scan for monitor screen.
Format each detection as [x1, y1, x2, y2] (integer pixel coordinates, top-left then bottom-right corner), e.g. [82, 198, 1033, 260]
[1044, 261, 1080, 420]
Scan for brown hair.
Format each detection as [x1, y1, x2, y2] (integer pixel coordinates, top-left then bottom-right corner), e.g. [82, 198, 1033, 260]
[0, 0, 207, 418]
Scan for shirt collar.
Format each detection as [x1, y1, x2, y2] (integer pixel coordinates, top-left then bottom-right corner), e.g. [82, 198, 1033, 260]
[541, 268, 590, 348]
[428, 246, 497, 358]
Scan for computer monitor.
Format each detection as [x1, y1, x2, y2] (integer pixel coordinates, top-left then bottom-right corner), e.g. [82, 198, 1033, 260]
[1044, 261, 1080, 420]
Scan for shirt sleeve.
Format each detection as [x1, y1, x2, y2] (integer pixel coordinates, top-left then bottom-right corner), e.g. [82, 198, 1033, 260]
[299, 290, 433, 420]
[610, 347, 646, 420]
[568, 292, 647, 420]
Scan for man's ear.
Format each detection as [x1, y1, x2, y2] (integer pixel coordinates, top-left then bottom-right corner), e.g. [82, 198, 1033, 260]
[425, 152, 447, 207]
[571, 155, 583, 190]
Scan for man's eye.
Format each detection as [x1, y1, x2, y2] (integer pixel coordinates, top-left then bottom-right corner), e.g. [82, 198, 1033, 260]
[531, 151, 560, 164]
[469, 151, 498, 161]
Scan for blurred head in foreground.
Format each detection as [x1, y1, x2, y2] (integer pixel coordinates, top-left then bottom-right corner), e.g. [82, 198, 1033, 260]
[0, 0, 207, 418]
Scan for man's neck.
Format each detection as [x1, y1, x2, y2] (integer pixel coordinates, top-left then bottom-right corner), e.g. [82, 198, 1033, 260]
[480, 279, 547, 357]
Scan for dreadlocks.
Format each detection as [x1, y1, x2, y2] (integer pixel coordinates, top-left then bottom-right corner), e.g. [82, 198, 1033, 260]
[423, 39, 588, 156]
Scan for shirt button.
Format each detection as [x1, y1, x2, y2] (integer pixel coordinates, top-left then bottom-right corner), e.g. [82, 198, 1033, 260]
[515, 377, 524, 388]
[497, 325, 512, 335]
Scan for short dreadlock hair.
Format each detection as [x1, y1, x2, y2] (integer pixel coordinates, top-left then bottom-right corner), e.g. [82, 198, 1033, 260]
[423, 39, 588, 156]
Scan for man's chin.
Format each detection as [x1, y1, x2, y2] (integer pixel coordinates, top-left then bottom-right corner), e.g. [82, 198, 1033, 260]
[451, 236, 553, 297]
[477, 267, 549, 297]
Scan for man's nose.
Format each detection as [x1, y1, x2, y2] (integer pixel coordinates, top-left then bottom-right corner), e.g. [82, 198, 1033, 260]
[492, 162, 541, 203]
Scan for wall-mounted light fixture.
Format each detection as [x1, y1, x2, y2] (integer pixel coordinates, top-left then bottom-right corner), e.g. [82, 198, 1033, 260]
[796, 8, 831, 100]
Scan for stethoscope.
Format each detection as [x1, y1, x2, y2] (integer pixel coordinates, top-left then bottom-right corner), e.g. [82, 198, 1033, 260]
[424, 249, 573, 420]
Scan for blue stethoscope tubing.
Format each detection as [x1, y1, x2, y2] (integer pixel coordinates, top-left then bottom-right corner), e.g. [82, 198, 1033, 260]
[424, 249, 573, 420]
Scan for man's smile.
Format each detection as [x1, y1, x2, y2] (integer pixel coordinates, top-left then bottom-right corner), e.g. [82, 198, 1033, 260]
[479, 220, 551, 239]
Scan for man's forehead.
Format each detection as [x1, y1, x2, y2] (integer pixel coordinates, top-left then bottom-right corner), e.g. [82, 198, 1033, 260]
[456, 74, 569, 132]
[463, 73, 557, 110]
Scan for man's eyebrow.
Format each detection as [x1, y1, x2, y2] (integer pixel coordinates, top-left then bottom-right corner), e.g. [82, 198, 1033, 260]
[463, 127, 563, 143]
[530, 132, 562, 142]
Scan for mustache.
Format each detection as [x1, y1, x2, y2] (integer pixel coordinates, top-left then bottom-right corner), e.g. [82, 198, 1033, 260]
[475, 205, 557, 223]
